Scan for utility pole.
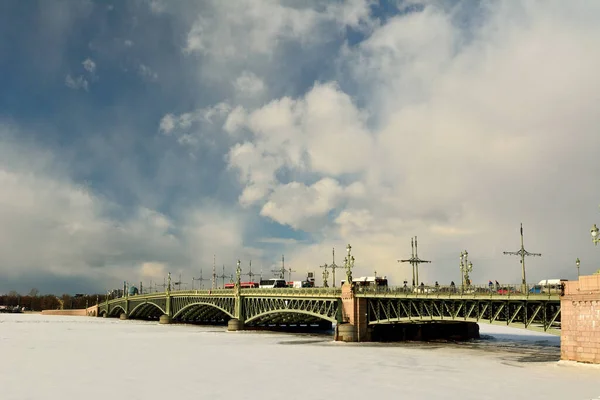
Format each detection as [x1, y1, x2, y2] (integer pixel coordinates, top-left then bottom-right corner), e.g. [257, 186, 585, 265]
[329, 248, 339, 287]
[398, 236, 431, 287]
[172, 273, 187, 291]
[218, 265, 227, 288]
[212, 254, 216, 290]
[245, 260, 257, 283]
[156, 277, 167, 292]
[503, 223, 541, 293]
[271, 255, 286, 280]
[287, 264, 296, 282]
[192, 270, 209, 290]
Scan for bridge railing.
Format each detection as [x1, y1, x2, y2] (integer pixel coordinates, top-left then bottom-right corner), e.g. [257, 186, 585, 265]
[241, 287, 342, 296]
[105, 287, 343, 300]
[356, 283, 562, 299]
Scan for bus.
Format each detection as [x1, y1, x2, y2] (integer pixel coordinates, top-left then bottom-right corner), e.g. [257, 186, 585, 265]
[259, 278, 288, 288]
[223, 282, 260, 289]
[340, 276, 388, 288]
[529, 279, 567, 294]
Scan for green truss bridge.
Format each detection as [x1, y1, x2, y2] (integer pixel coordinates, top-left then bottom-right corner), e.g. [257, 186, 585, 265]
[94, 284, 561, 341]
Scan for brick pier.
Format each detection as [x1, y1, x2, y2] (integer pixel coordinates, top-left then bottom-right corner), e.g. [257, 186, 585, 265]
[561, 274, 600, 364]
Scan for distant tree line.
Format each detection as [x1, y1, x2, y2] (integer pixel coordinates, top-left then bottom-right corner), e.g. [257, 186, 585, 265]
[0, 288, 109, 311]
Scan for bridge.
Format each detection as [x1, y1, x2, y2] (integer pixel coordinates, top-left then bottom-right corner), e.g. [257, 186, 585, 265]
[87, 240, 600, 362]
[95, 283, 562, 341]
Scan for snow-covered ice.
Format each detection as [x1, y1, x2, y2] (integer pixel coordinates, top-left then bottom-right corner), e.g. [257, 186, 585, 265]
[0, 314, 598, 400]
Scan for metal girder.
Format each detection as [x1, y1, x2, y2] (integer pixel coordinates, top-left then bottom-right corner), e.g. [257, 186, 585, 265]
[129, 300, 166, 317]
[244, 297, 339, 324]
[108, 304, 126, 317]
[171, 296, 235, 319]
[366, 297, 561, 335]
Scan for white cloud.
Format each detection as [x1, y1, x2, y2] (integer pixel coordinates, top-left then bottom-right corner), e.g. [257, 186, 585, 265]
[226, 82, 373, 209]
[223, 106, 248, 134]
[221, 2, 600, 285]
[138, 63, 158, 81]
[233, 71, 265, 97]
[65, 74, 89, 91]
[260, 178, 345, 230]
[159, 103, 232, 151]
[0, 126, 255, 292]
[147, 0, 167, 14]
[154, 1, 600, 287]
[82, 58, 96, 74]
[184, 1, 372, 58]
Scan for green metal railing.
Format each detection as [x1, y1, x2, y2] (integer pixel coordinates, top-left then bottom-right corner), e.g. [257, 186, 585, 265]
[355, 283, 562, 299]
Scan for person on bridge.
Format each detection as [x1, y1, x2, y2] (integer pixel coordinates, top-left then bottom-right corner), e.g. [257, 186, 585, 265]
[450, 281, 455, 292]
[488, 280, 493, 292]
[435, 281, 439, 291]
[495, 280, 500, 291]
[419, 282, 425, 293]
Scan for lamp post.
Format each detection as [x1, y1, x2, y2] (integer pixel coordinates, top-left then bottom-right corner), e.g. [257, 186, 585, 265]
[591, 224, 600, 245]
[576, 258, 581, 278]
[344, 244, 355, 285]
[322, 265, 329, 288]
[459, 250, 473, 293]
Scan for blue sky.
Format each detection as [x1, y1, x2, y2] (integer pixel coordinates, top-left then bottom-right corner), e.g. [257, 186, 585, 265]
[1, 0, 600, 294]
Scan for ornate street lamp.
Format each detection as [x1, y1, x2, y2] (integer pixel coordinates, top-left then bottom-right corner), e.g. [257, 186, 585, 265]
[576, 258, 581, 278]
[322, 265, 329, 288]
[236, 260, 242, 287]
[459, 250, 473, 293]
[344, 244, 355, 285]
[591, 224, 600, 245]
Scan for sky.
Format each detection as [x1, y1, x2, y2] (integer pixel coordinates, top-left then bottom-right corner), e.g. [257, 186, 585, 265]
[1, 0, 600, 294]
[2, 314, 600, 399]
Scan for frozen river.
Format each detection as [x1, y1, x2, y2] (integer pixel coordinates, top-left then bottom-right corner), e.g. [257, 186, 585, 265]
[0, 314, 598, 400]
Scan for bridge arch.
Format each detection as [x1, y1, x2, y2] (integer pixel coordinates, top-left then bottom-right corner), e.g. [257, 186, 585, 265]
[172, 302, 234, 320]
[128, 301, 166, 318]
[108, 305, 126, 317]
[245, 309, 337, 324]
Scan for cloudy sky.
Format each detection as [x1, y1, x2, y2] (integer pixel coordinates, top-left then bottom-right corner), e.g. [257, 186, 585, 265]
[1, 0, 600, 294]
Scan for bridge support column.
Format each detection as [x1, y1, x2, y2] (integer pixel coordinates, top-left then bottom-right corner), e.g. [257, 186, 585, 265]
[159, 287, 173, 324]
[561, 275, 600, 364]
[335, 283, 370, 342]
[228, 286, 245, 331]
[227, 318, 244, 331]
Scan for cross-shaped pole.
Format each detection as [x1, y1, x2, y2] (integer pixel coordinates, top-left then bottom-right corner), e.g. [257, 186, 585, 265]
[329, 248, 339, 287]
[503, 223, 541, 293]
[398, 236, 431, 287]
[244, 260, 257, 283]
[271, 255, 286, 280]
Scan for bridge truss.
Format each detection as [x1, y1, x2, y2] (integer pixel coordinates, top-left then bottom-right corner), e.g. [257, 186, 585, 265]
[365, 297, 561, 335]
[98, 288, 561, 335]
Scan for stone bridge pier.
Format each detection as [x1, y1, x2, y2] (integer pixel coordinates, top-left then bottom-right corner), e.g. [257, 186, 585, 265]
[335, 283, 369, 342]
[561, 274, 600, 364]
